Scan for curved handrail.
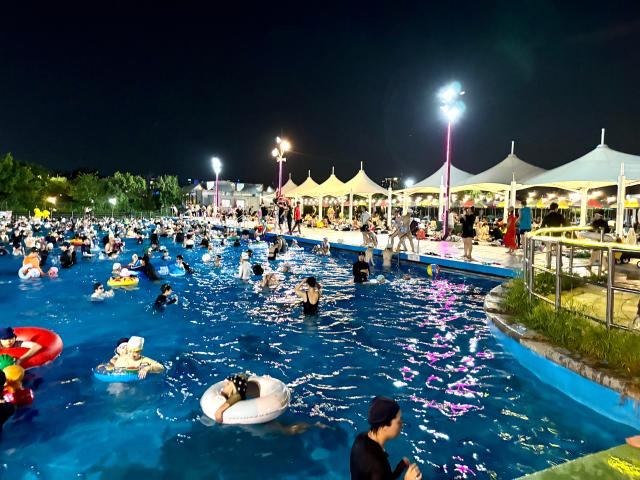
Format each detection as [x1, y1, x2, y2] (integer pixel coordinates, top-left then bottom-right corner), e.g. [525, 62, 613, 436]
[527, 226, 640, 252]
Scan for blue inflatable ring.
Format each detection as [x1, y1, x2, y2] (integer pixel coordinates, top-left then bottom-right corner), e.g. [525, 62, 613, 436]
[93, 363, 141, 383]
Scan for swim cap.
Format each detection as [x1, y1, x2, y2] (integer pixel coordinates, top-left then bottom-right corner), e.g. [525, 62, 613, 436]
[368, 396, 400, 429]
[127, 336, 144, 352]
[0, 327, 15, 340]
[112, 263, 122, 271]
[376, 275, 385, 282]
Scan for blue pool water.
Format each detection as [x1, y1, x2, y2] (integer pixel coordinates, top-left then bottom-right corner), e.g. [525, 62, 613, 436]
[0, 236, 633, 479]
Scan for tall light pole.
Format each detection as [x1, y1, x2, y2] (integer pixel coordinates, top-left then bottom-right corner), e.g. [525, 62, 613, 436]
[271, 136, 291, 198]
[211, 157, 222, 216]
[438, 82, 465, 240]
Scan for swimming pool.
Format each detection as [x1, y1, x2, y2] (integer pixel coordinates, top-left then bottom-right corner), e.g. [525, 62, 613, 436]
[0, 235, 633, 479]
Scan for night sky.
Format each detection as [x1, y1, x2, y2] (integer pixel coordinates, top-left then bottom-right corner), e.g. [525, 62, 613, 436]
[1, 2, 640, 187]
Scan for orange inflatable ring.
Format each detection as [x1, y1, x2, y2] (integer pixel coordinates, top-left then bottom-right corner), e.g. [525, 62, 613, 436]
[0, 327, 63, 370]
[70, 239, 83, 246]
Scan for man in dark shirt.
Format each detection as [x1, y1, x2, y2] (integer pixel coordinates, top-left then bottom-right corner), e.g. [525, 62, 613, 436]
[59, 242, 74, 268]
[353, 252, 370, 283]
[154, 283, 178, 310]
[350, 396, 421, 480]
[541, 202, 566, 229]
[591, 210, 610, 234]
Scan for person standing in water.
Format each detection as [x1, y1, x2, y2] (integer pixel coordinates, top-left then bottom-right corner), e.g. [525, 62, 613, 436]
[350, 396, 422, 480]
[294, 276, 321, 315]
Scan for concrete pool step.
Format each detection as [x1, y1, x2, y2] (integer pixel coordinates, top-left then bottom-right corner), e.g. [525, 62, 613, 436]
[519, 444, 640, 479]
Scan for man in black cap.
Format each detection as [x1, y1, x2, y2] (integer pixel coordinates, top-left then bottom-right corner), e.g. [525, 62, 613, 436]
[350, 396, 422, 480]
[353, 252, 370, 283]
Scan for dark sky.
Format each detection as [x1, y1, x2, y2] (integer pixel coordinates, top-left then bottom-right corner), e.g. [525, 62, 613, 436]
[1, 2, 640, 187]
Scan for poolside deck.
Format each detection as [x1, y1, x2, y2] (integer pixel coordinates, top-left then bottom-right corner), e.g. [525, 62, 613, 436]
[266, 226, 522, 278]
[519, 444, 640, 479]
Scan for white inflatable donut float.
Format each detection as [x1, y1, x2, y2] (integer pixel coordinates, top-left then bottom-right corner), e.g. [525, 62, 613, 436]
[18, 265, 41, 280]
[200, 375, 290, 425]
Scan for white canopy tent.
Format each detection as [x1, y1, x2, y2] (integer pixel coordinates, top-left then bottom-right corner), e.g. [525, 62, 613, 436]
[397, 163, 473, 220]
[280, 174, 298, 196]
[305, 167, 347, 219]
[525, 129, 640, 232]
[343, 162, 389, 223]
[456, 141, 545, 220]
[285, 170, 319, 198]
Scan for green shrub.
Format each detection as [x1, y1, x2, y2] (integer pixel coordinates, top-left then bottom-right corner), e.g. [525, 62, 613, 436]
[533, 272, 585, 296]
[502, 279, 640, 377]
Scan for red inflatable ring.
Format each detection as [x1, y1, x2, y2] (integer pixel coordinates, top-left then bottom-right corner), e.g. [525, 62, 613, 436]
[0, 327, 63, 369]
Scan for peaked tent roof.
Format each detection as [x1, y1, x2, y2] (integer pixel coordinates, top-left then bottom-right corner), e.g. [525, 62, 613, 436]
[343, 163, 388, 196]
[285, 171, 319, 197]
[306, 168, 348, 197]
[454, 151, 545, 192]
[525, 142, 640, 190]
[280, 174, 298, 195]
[399, 163, 473, 194]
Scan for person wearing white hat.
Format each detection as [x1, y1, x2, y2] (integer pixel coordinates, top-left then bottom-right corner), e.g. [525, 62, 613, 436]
[112, 335, 164, 379]
[237, 253, 251, 281]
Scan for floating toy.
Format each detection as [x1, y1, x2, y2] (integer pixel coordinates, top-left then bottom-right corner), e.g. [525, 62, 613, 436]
[2, 364, 34, 407]
[107, 276, 139, 288]
[0, 354, 15, 370]
[93, 364, 141, 383]
[33, 208, 51, 219]
[18, 264, 41, 280]
[427, 264, 440, 277]
[69, 239, 83, 246]
[200, 375, 290, 425]
[0, 327, 63, 369]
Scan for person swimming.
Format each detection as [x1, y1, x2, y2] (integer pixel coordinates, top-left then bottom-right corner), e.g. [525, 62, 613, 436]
[176, 255, 193, 274]
[0, 327, 42, 366]
[153, 283, 178, 310]
[108, 337, 129, 366]
[237, 253, 251, 281]
[295, 276, 321, 315]
[111, 336, 164, 379]
[91, 282, 115, 301]
[214, 373, 249, 423]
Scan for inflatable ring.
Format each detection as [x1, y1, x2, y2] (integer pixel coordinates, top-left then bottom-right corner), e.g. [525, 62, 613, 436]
[93, 364, 141, 383]
[200, 375, 290, 425]
[18, 265, 40, 280]
[69, 239, 83, 246]
[0, 327, 63, 370]
[107, 276, 139, 288]
[168, 265, 186, 277]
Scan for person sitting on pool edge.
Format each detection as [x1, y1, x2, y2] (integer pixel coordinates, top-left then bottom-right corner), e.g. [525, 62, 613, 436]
[0, 327, 42, 366]
[154, 283, 178, 310]
[350, 396, 422, 480]
[112, 336, 164, 379]
[353, 252, 370, 283]
[215, 373, 249, 423]
[91, 282, 115, 301]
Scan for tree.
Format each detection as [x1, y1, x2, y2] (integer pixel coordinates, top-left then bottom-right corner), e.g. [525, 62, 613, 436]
[105, 171, 150, 211]
[153, 175, 182, 209]
[0, 153, 49, 210]
[71, 173, 105, 209]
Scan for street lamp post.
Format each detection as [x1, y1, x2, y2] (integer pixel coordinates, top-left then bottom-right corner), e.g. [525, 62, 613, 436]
[108, 197, 117, 218]
[438, 82, 465, 240]
[271, 136, 291, 198]
[212, 157, 222, 217]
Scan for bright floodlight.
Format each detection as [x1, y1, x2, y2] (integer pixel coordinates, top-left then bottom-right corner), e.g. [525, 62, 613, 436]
[211, 157, 222, 175]
[404, 178, 415, 188]
[280, 139, 291, 152]
[271, 148, 279, 157]
[108, 197, 117, 206]
[276, 136, 282, 144]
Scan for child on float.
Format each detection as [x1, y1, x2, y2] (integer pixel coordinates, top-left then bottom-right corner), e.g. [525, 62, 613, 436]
[215, 373, 249, 423]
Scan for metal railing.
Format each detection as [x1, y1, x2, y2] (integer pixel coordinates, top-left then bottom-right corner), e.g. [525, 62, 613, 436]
[523, 226, 640, 331]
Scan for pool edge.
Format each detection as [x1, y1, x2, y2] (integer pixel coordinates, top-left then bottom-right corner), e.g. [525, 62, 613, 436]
[484, 284, 640, 430]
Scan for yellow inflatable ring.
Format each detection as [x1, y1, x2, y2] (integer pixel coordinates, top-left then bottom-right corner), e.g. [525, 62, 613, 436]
[107, 276, 139, 288]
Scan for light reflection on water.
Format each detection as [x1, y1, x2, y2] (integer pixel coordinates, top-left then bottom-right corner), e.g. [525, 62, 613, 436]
[0, 237, 633, 479]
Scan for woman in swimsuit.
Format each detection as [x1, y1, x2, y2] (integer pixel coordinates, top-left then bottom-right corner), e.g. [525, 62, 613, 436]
[294, 277, 321, 315]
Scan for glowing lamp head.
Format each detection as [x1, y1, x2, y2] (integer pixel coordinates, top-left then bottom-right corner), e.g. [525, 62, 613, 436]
[404, 178, 415, 188]
[280, 140, 291, 152]
[108, 197, 117, 206]
[211, 157, 222, 175]
[440, 103, 464, 123]
[271, 148, 279, 158]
